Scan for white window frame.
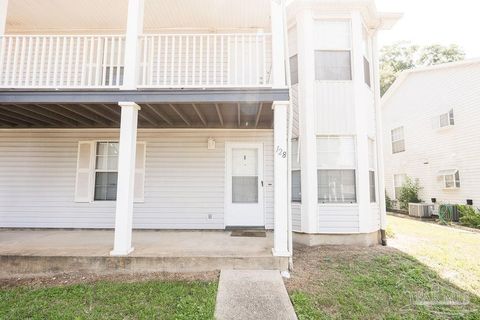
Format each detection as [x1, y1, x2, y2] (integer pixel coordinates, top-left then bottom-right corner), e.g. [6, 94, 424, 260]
[362, 25, 372, 89]
[391, 126, 405, 154]
[393, 174, 407, 200]
[441, 170, 460, 190]
[94, 141, 119, 201]
[317, 135, 357, 204]
[438, 109, 455, 129]
[313, 19, 353, 83]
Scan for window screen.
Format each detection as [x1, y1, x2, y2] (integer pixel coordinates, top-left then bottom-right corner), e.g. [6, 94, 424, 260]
[315, 50, 352, 81]
[318, 170, 356, 203]
[292, 170, 301, 203]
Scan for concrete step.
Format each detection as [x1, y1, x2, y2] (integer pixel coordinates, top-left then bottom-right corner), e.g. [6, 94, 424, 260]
[0, 255, 289, 278]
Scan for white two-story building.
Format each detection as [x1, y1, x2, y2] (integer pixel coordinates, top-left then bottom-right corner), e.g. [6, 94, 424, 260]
[383, 59, 480, 208]
[0, 0, 399, 272]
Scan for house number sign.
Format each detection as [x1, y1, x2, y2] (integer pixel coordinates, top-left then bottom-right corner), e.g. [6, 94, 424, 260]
[276, 146, 287, 158]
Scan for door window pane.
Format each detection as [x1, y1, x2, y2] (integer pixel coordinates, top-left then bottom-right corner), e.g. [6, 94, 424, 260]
[232, 177, 258, 203]
[318, 170, 356, 203]
[232, 148, 259, 203]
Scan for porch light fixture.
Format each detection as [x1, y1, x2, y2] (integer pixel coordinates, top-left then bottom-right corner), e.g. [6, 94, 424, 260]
[207, 138, 216, 150]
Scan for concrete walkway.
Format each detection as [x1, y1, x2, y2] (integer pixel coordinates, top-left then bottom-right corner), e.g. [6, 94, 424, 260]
[215, 270, 298, 320]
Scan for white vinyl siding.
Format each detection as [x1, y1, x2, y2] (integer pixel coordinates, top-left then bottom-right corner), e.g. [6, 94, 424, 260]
[0, 129, 274, 229]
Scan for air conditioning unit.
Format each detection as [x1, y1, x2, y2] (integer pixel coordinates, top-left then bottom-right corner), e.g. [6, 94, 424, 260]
[408, 203, 434, 218]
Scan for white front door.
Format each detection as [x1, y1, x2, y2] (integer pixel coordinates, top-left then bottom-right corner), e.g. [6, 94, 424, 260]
[225, 143, 264, 227]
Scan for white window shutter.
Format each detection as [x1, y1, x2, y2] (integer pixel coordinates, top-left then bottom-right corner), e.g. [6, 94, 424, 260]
[134, 142, 146, 202]
[75, 141, 95, 202]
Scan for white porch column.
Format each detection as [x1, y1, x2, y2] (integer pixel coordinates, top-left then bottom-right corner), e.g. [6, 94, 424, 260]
[273, 101, 289, 256]
[351, 12, 370, 232]
[111, 102, 140, 256]
[121, 0, 144, 90]
[372, 32, 388, 240]
[0, 0, 8, 35]
[296, 10, 318, 233]
[270, 0, 286, 88]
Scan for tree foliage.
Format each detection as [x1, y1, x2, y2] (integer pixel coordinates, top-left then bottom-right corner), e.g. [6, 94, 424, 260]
[380, 42, 465, 96]
[398, 177, 422, 210]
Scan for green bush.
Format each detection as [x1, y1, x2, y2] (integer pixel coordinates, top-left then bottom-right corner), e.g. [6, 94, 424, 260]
[458, 205, 480, 229]
[385, 192, 393, 211]
[398, 177, 422, 210]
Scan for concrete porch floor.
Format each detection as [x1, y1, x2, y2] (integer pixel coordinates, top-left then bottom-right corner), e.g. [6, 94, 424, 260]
[0, 230, 288, 277]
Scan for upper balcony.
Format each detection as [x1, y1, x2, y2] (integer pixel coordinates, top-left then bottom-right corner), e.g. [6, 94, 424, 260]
[0, 0, 278, 90]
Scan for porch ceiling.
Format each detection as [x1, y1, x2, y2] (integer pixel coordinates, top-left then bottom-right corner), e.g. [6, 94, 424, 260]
[6, 0, 271, 34]
[0, 102, 273, 129]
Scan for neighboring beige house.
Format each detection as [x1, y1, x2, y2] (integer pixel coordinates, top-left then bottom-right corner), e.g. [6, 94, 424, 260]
[0, 0, 399, 271]
[382, 59, 480, 208]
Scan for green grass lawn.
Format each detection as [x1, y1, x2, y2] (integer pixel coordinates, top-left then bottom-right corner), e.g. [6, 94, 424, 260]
[286, 216, 480, 319]
[0, 280, 217, 320]
[388, 214, 480, 296]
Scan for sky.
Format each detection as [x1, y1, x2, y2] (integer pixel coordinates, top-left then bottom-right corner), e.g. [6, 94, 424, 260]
[376, 0, 480, 58]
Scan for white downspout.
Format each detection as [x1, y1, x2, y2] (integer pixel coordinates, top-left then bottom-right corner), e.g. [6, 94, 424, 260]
[372, 29, 388, 244]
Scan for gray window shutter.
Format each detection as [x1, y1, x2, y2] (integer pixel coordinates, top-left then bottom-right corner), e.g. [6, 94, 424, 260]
[75, 141, 95, 202]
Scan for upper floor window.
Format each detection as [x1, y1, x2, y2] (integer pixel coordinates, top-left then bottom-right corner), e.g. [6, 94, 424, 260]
[391, 127, 405, 154]
[440, 109, 455, 128]
[362, 27, 371, 87]
[290, 55, 299, 85]
[315, 50, 352, 81]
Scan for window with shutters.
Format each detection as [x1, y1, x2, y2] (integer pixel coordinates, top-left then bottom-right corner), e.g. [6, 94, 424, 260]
[74, 141, 146, 203]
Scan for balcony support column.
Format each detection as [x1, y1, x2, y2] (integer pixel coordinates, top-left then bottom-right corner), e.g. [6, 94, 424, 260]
[270, 0, 287, 88]
[122, 0, 144, 90]
[110, 102, 140, 256]
[273, 101, 290, 257]
[0, 0, 8, 35]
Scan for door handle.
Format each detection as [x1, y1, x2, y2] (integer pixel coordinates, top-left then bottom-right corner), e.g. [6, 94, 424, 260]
[261, 180, 264, 187]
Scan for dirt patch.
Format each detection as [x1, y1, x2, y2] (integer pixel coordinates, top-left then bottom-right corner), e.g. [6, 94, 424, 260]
[0, 271, 219, 290]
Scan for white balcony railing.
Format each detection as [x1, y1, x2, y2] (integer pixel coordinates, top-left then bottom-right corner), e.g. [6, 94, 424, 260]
[138, 33, 272, 88]
[0, 35, 126, 89]
[0, 33, 272, 89]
